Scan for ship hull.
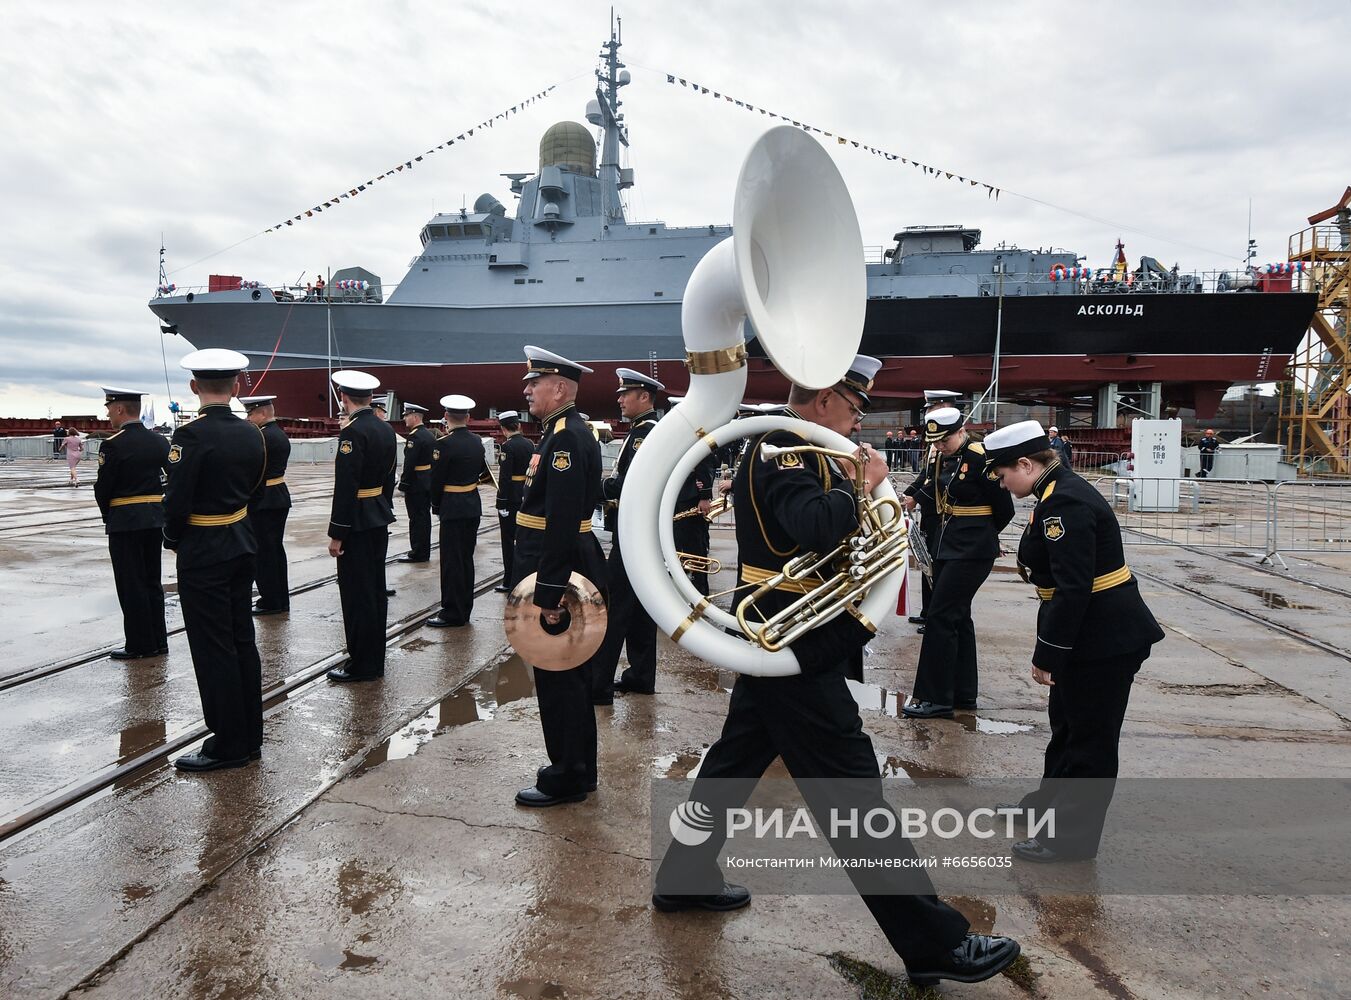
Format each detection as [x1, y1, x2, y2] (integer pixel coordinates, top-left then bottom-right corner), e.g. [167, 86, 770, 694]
[149, 290, 1316, 419]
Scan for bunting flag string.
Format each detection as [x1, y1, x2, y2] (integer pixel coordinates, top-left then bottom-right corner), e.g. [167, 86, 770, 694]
[265, 85, 559, 233]
[662, 71, 1006, 198]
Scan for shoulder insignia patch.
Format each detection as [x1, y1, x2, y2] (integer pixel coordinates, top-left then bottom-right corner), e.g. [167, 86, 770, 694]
[432, 449, 440, 461]
[774, 451, 802, 470]
[405, 440, 413, 450]
[97, 452, 105, 466]
[552, 451, 572, 472]
[168, 445, 182, 464]
[1042, 516, 1065, 541]
[339, 440, 354, 455]
[631, 437, 642, 451]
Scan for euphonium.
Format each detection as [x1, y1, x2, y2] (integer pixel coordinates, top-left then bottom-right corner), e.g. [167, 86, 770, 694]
[619, 127, 906, 677]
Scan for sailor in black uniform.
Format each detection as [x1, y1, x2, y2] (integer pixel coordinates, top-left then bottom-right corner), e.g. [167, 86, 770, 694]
[428, 394, 490, 627]
[593, 369, 664, 703]
[669, 394, 719, 600]
[902, 389, 962, 630]
[654, 355, 1020, 987]
[240, 396, 292, 615]
[512, 346, 607, 807]
[372, 396, 390, 421]
[325, 370, 398, 683]
[163, 350, 267, 771]
[902, 408, 1014, 719]
[494, 410, 533, 592]
[94, 387, 170, 659]
[397, 402, 435, 563]
[1197, 428, 1219, 478]
[984, 420, 1164, 861]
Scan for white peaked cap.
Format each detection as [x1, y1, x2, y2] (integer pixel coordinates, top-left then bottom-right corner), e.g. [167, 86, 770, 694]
[440, 394, 476, 411]
[180, 348, 250, 376]
[331, 369, 381, 393]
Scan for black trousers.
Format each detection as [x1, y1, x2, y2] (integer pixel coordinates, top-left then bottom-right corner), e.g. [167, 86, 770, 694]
[912, 557, 995, 706]
[592, 541, 657, 698]
[656, 671, 970, 967]
[498, 508, 517, 586]
[405, 488, 432, 560]
[438, 517, 479, 625]
[251, 508, 290, 610]
[177, 553, 263, 759]
[1019, 649, 1145, 858]
[108, 528, 166, 653]
[917, 524, 939, 618]
[534, 661, 598, 796]
[337, 528, 389, 677]
[1199, 453, 1215, 478]
[673, 516, 711, 596]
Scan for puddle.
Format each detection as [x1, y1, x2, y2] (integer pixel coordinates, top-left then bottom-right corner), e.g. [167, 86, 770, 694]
[846, 678, 901, 717]
[958, 715, 1033, 735]
[876, 754, 962, 781]
[1234, 585, 1313, 610]
[651, 745, 713, 780]
[501, 980, 567, 999]
[339, 950, 379, 971]
[352, 655, 535, 776]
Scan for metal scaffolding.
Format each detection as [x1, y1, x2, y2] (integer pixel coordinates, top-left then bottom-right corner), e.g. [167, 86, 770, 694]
[1280, 189, 1351, 476]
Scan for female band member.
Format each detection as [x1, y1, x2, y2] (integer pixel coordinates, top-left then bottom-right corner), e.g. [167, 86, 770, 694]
[902, 408, 1013, 718]
[983, 420, 1164, 862]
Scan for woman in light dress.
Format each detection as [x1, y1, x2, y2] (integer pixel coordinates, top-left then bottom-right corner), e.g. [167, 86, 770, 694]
[61, 429, 85, 485]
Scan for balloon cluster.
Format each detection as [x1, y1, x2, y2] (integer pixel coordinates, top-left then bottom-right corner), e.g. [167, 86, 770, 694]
[240, 280, 260, 289]
[1262, 262, 1306, 275]
[335, 279, 370, 291]
[1048, 265, 1092, 281]
[156, 283, 177, 294]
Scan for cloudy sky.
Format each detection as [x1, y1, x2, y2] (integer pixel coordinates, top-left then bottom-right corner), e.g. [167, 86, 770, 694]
[2, 1, 1344, 418]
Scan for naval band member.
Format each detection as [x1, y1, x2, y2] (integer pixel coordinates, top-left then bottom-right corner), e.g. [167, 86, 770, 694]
[902, 389, 961, 629]
[593, 369, 663, 703]
[654, 355, 1020, 987]
[428, 394, 489, 628]
[326, 370, 398, 683]
[494, 410, 533, 592]
[241, 396, 292, 615]
[903, 408, 1014, 719]
[985, 420, 1164, 861]
[164, 350, 267, 771]
[512, 346, 607, 807]
[94, 387, 170, 659]
[397, 402, 435, 563]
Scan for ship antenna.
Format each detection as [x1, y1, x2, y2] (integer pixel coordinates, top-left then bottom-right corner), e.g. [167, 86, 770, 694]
[595, 12, 630, 227]
[156, 238, 177, 425]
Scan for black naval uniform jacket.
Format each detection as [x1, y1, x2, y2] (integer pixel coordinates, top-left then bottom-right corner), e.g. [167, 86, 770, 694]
[1017, 462, 1164, 672]
[674, 450, 717, 515]
[933, 438, 1014, 560]
[94, 422, 170, 533]
[250, 420, 292, 513]
[430, 426, 490, 520]
[497, 432, 534, 514]
[514, 403, 606, 609]
[162, 404, 266, 563]
[601, 408, 659, 534]
[327, 407, 397, 540]
[398, 424, 437, 500]
[733, 411, 874, 679]
[903, 446, 946, 544]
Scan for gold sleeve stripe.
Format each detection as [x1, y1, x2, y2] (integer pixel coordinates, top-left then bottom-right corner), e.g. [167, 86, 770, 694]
[109, 494, 162, 507]
[356, 486, 384, 498]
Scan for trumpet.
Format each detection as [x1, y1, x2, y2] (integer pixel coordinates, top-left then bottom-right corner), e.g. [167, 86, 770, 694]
[735, 444, 907, 651]
[673, 495, 733, 522]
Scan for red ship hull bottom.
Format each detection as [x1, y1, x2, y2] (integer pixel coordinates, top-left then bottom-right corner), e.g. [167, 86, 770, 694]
[235, 354, 1288, 423]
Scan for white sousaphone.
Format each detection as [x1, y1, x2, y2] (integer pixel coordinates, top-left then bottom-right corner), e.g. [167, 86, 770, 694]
[619, 126, 906, 677]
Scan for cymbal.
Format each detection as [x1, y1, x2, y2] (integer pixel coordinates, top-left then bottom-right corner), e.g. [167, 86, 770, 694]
[503, 572, 607, 670]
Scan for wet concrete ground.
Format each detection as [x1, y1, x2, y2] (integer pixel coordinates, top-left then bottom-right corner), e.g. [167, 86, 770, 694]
[1, 459, 1349, 998]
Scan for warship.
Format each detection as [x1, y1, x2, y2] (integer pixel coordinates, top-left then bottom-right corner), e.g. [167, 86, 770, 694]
[148, 25, 1316, 421]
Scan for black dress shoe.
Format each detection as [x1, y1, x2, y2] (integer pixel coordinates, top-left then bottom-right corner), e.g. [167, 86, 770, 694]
[907, 933, 1021, 986]
[174, 751, 250, 772]
[652, 882, 752, 913]
[955, 700, 978, 711]
[326, 667, 382, 683]
[907, 615, 926, 624]
[915, 625, 926, 634]
[515, 785, 588, 807]
[1012, 837, 1087, 863]
[385, 587, 396, 596]
[397, 555, 429, 563]
[109, 648, 156, 661]
[157, 646, 169, 654]
[493, 584, 511, 593]
[901, 699, 954, 719]
[535, 766, 596, 793]
[614, 678, 655, 695]
[252, 604, 288, 616]
[427, 616, 467, 628]
[249, 749, 262, 761]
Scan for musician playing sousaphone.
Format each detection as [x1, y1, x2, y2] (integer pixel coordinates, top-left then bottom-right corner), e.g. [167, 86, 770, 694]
[653, 354, 1021, 986]
[510, 346, 607, 807]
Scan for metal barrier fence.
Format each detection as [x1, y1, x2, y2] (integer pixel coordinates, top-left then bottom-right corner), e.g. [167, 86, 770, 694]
[0, 436, 104, 462]
[1091, 476, 1351, 565]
